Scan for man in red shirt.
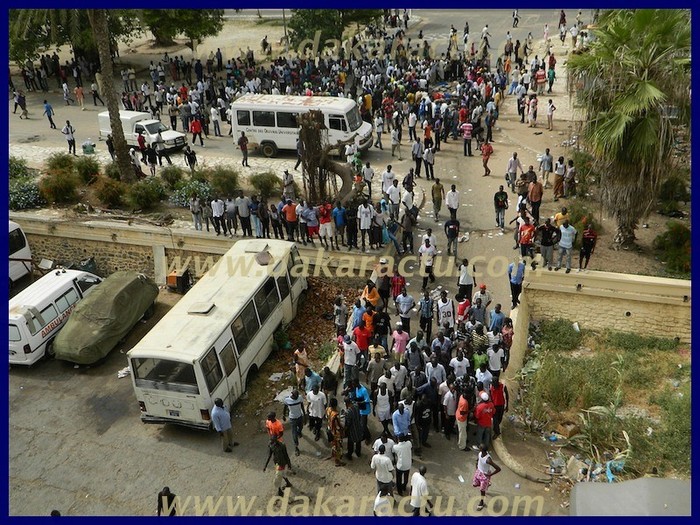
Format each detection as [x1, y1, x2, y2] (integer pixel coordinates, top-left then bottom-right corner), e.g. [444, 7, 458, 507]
[189, 117, 204, 147]
[237, 131, 249, 167]
[518, 217, 536, 259]
[137, 131, 147, 163]
[489, 377, 509, 438]
[456, 294, 471, 324]
[481, 141, 493, 177]
[460, 120, 473, 157]
[318, 201, 336, 250]
[473, 392, 495, 450]
[353, 320, 372, 371]
[390, 267, 406, 302]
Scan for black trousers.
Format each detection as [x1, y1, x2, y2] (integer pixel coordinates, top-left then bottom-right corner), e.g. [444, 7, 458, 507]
[510, 281, 522, 308]
[463, 139, 472, 156]
[414, 157, 422, 176]
[493, 405, 505, 435]
[396, 469, 410, 494]
[240, 216, 252, 236]
[347, 439, 361, 457]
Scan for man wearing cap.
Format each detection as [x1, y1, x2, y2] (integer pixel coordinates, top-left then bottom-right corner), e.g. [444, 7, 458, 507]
[472, 285, 493, 310]
[473, 392, 495, 450]
[211, 398, 239, 452]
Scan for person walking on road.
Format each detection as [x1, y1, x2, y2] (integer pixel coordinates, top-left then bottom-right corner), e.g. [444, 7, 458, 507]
[263, 437, 294, 497]
[61, 120, 76, 155]
[42, 100, 56, 129]
[157, 487, 177, 516]
[283, 389, 306, 457]
[211, 398, 239, 452]
[506, 152, 524, 192]
[481, 141, 493, 176]
[410, 466, 434, 516]
[472, 445, 501, 511]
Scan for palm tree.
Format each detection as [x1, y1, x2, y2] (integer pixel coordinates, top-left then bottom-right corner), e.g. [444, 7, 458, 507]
[11, 9, 134, 182]
[567, 9, 690, 247]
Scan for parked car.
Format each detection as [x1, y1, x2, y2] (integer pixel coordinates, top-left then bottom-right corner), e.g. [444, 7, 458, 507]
[53, 271, 159, 365]
[97, 110, 187, 152]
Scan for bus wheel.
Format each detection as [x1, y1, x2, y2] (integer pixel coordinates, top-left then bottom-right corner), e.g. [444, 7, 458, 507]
[244, 365, 259, 392]
[142, 302, 156, 320]
[45, 340, 56, 359]
[260, 142, 278, 158]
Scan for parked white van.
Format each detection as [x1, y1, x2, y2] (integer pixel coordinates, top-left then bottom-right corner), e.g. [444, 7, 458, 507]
[97, 110, 187, 152]
[231, 94, 373, 157]
[9, 269, 102, 366]
[9, 220, 32, 288]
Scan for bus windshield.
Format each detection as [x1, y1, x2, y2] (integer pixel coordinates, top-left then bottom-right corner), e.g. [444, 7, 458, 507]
[132, 357, 200, 394]
[346, 107, 362, 132]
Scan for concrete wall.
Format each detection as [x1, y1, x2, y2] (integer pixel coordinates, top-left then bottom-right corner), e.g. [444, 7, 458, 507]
[11, 212, 374, 284]
[507, 269, 691, 396]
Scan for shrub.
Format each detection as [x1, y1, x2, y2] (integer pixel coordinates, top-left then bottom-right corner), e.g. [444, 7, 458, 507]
[75, 156, 100, 184]
[658, 174, 690, 204]
[9, 156, 30, 178]
[206, 166, 240, 197]
[160, 165, 185, 190]
[46, 152, 75, 173]
[653, 221, 690, 274]
[10, 176, 45, 210]
[39, 170, 79, 204]
[250, 171, 283, 199]
[170, 179, 213, 207]
[95, 177, 126, 208]
[569, 149, 600, 199]
[565, 202, 599, 248]
[103, 162, 122, 181]
[128, 178, 166, 210]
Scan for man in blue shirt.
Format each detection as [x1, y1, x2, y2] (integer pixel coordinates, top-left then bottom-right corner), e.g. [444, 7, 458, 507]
[507, 258, 526, 310]
[211, 398, 239, 452]
[332, 201, 347, 248]
[392, 403, 411, 440]
[304, 367, 322, 394]
[353, 381, 373, 444]
[489, 304, 505, 333]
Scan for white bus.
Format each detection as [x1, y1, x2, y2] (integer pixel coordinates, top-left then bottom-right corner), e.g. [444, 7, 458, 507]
[231, 94, 373, 157]
[127, 240, 307, 430]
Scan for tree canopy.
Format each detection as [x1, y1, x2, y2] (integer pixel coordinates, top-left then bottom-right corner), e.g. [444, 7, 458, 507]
[288, 9, 383, 50]
[567, 9, 690, 246]
[140, 9, 224, 51]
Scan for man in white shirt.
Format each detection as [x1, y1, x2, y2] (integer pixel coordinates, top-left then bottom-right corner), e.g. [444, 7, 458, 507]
[370, 444, 395, 493]
[449, 350, 469, 378]
[381, 165, 395, 197]
[357, 200, 375, 252]
[306, 385, 327, 441]
[342, 335, 360, 388]
[407, 111, 418, 141]
[211, 196, 227, 236]
[437, 291, 455, 329]
[362, 162, 375, 197]
[487, 344, 505, 377]
[506, 152, 524, 192]
[475, 362, 493, 391]
[393, 435, 412, 496]
[410, 466, 433, 516]
[445, 184, 459, 220]
[555, 220, 578, 273]
[387, 180, 401, 221]
[418, 239, 437, 290]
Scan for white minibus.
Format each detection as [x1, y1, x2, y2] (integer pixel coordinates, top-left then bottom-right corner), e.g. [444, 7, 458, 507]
[9, 220, 32, 287]
[9, 268, 103, 365]
[127, 240, 307, 429]
[231, 94, 373, 157]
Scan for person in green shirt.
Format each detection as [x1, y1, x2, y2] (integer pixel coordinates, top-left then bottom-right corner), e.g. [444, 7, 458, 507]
[431, 178, 445, 222]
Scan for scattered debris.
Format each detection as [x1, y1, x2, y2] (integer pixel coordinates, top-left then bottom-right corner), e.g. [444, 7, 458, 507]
[268, 373, 284, 382]
[117, 366, 131, 378]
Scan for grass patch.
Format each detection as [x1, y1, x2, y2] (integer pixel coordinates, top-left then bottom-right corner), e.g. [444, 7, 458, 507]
[520, 324, 690, 478]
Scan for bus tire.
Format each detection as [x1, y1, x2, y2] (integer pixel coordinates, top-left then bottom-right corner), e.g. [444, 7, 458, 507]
[243, 365, 259, 392]
[142, 301, 156, 320]
[45, 339, 55, 359]
[260, 142, 278, 158]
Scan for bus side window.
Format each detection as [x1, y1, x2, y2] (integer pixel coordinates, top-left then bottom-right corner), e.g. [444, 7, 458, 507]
[9, 228, 26, 254]
[237, 110, 251, 126]
[76, 276, 101, 295]
[253, 111, 275, 127]
[231, 301, 260, 356]
[287, 254, 299, 285]
[218, 340, 237, 376]
[329, 115, 347, 131]
[277, 275, 290, 301]
[254, 277, 278, 325]
[55, 287, 79, 313]
[277, 112, 298, 128]
[201, 347, 224, 393]
[29, 304, 58, 336]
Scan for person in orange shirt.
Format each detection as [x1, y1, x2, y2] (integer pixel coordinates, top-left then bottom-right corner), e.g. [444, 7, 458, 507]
[281, 199, 298, 241]
[361, 280, 380, 308]
[362, 304, 375, 335]
[423, 122, 433, 149]
[481, 141, 493, 177]
[266, 411, 284, 442]
[456, 393, 470, 451]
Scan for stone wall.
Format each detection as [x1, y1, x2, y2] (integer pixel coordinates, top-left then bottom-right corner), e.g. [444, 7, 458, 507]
[507, 269, 691, 397]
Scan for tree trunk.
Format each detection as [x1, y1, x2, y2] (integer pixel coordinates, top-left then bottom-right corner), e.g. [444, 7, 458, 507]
[87, 9, 134, 183]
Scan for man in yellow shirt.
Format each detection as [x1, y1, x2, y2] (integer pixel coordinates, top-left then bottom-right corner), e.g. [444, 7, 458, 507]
[553, 206, 569, 227]
[361, 280, 381, 308]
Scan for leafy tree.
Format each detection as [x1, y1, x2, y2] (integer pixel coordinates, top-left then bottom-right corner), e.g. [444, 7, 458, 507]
[288, 9, 382, 50]
[567, 9, 690, 247]
[11, 9, 135, 182]
[140, 10, 224, 52]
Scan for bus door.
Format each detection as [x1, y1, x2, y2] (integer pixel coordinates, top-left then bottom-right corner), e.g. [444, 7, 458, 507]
[212, 332, 243, 408]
